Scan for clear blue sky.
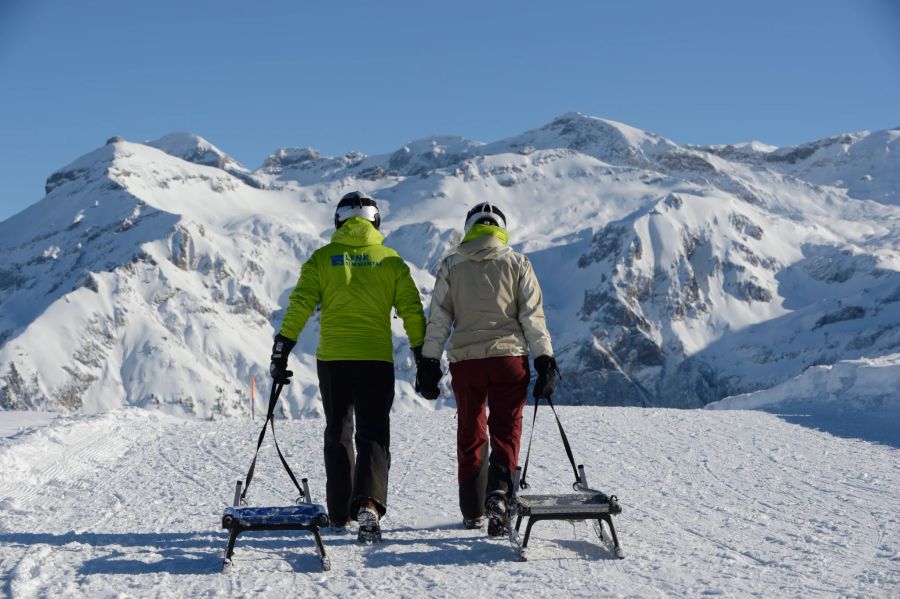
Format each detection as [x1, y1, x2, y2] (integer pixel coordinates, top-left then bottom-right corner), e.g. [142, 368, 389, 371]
[1, 0, 898, 221]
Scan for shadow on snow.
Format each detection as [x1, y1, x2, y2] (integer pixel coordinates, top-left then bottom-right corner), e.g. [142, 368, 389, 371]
[0, 525, 618, 575]
[765, 403, 900, 449]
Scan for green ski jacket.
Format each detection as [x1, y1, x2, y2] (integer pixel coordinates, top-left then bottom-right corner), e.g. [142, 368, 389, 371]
[279, 217, 426, 363]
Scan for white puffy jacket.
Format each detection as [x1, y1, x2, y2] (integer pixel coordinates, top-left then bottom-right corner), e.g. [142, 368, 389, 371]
[422, 232, 553, 362]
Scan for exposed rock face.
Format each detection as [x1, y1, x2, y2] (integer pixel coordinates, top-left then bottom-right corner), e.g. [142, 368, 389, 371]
[815, 306, 866, 329]
[262, 147, 322, 173]
[561, 181, 900, 406]
[0, 363, 41, 410]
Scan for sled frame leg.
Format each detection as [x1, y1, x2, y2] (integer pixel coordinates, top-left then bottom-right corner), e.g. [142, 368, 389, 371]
[223, 529, 240, 566]
[521, 517, 538, 549]
[311, 526, 331, 571]
[512, 511, 625, 560]
[599, 514, 620, 549]
[597, 514, 624, 559]
[222, 523, 331, 571]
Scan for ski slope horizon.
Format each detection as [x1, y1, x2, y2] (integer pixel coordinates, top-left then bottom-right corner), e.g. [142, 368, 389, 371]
[2, 111, 899, 418]
[0, 406, 896, 598]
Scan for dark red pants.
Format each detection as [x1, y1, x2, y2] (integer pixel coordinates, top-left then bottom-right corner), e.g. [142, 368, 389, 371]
[449, 355, 530, 519]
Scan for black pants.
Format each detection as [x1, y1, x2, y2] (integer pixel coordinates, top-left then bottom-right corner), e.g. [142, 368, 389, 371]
[317, 360, 394, 522]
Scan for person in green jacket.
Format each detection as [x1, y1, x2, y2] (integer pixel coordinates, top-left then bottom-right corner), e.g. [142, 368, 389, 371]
[269, 191, 426, 543]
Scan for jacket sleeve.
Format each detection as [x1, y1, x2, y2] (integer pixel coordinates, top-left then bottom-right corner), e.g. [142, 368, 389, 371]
[392, 258, 427, 349]
[516, 255, 553, 357]
[422, 258, 454, 359]
[278, 253, 322, 341]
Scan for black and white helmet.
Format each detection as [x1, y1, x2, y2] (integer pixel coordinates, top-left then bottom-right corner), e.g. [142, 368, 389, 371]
[335, 191, 381, 230]
[464, 202, 506, 232]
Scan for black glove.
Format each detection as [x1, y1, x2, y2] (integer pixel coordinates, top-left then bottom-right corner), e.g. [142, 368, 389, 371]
[412, 346, 442, 400]
[270, 334, 297, 384]
[533, 355, 558, 399]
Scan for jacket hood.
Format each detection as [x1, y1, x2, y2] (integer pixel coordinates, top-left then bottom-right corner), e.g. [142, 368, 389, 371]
[457, 229, 511, 262]
[330, 217, 385, 247]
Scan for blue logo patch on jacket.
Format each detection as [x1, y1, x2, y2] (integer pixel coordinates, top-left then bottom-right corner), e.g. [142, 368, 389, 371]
[331, 253, 380, 267]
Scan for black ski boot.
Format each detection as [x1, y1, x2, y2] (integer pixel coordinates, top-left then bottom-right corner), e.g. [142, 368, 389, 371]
[357, 501, 382, 543]
[486, 493, 509, 537]
[463, 516, 484, 530]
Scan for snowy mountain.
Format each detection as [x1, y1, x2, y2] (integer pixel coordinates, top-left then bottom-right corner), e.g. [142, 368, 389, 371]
[695, 126, 900, 204]
[1, 113, 899, 416]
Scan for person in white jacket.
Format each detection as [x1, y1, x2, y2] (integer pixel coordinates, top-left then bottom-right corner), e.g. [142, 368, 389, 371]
[416, 202, 558, 536]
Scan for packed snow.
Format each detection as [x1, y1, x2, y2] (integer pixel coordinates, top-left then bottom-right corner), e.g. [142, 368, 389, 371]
[0, 405, 896, 598]
[0, 412, 57, 439]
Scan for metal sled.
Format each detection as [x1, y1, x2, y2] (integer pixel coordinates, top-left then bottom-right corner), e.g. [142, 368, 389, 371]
[221, 382, 331, 571]
[510, 465, 623, 561]
[222, 479, 331, 571]
[508, 393, 625, 561]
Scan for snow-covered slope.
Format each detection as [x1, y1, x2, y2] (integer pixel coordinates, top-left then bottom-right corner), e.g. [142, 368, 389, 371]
[0, 136, 333, 417]
[706, 353, 900, 445]
[710, 352, 900, 413]
[697, 126, 900, 204]
[0, 407, 896, 597]
[1, 114, 899, 415]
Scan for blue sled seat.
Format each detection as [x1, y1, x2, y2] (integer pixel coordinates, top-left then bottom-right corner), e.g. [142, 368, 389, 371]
[221, 503, 332, 570]
[223, 504, 329, 529]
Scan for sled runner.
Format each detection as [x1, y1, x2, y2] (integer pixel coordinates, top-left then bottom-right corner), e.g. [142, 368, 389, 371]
[508, 394, 624, 561]
[221, 381, 331, 571]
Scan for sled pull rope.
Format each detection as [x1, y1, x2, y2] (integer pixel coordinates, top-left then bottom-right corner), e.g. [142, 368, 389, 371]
[239, 382, 305, 504]
[519, 391, 580, 490]
[520, 365, 562, 489]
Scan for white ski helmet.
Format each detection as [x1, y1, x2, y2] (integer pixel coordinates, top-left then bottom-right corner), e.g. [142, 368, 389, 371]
[335, 191, 381, 230]
[464, 202, 507, 232]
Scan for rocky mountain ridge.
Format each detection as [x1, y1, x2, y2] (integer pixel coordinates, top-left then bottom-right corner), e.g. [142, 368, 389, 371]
[1, 113, 898, 416]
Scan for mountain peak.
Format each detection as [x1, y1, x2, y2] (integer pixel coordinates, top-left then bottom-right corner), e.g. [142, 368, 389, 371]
[145, 132, 246, 172]
[397, 134, 482, 152]
[485, 112, 675, 167]
[385, 135, 483, 175]
[262, 147, 324, 173]
[44, 143, 118, 195]
[544, 112, 667, 146]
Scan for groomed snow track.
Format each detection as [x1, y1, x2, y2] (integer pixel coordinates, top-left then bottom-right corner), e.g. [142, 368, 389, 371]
[0, 407, 897, 598]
